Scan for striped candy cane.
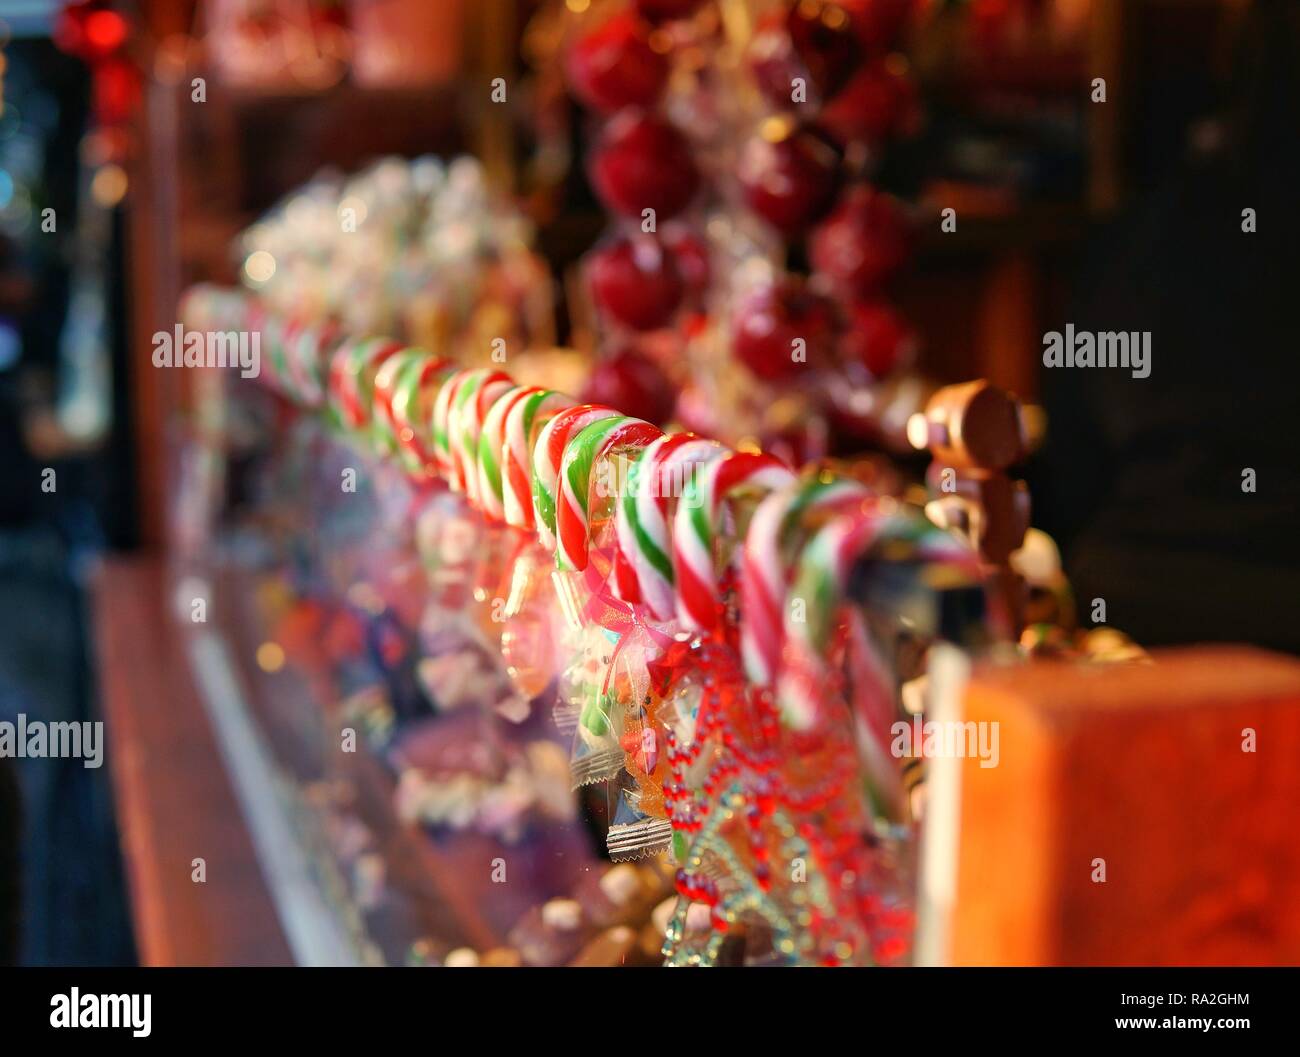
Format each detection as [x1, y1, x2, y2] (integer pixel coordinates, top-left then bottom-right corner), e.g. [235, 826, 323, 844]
[374, 349, 452, 476]
[476, 385, 540, 521]
[504, 389, 573, 530]
[449, 369, 514, 500]
[329, 337, 404, 435]
[556, 416, 663, 573]
[739, 476, 871, 687]
[777, 506, 978, 822]
[284, 319, 340, 408]
[616, 434, 721, 620]
[431, 368, 473, 481]
[673, 451, 797, 632]
[532, 405, 620, 551]
[779, 507, 905, 730]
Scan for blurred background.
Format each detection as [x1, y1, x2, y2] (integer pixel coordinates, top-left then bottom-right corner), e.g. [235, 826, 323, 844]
[0, 0, 1296, 966]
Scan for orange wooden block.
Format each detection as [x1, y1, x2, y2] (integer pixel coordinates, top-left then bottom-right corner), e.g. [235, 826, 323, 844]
[950, 647, 1300, 965]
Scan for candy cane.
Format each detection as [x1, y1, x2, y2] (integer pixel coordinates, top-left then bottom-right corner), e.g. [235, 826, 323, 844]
[284, 318, 340, 408]
[431, 368, 473, 480]
[449, 368, 514, 500]
[777, 505, 978, 826]
[616, 434, 722, 620]
[269, 316, 318, 404]
[532, 405, 620, 551]
[373, 348, 423, 456]
[673, 451, 797, 632]
[556, 416, 663, 573]
[779, 506, 908, 731]
[740, 477, 871, 687]
[374, 349, 453, 476]
[476, 384, 540, 521]
[329, 336, 403, 434]
[786, 506, 977, 673]
[504, 389, 573, 530]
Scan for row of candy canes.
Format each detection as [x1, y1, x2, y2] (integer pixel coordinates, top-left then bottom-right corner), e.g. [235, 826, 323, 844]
[185, 284, 976, 624]
[181, 284, 985, 964]
[192, 285, 985, 717]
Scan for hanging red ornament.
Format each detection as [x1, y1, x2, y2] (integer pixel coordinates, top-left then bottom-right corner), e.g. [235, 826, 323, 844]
[587, 233, 685, 331]
[810, 184, 911, 296]
[589, 112, 700, 220]
[566, 12, 669, 115]
[738, 124, 841, 235]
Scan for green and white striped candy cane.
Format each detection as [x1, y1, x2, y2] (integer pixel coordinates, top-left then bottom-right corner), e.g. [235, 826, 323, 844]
[448, 367, 513, 500]
[503, 389, 573, 530]
[475, 384, 538, 521]
[531, 404, 620, 551]
[555, 415, 662, 573]
[615, 433, 721, 620]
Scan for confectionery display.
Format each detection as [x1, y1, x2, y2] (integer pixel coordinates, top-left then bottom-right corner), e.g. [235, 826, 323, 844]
[103, 0, 1292, 975]
[9, 0, 1300, 1031]
[175, 168, 1133, 965]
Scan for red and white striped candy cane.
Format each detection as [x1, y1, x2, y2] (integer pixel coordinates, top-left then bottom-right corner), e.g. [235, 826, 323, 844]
[448, 368, 514, 501]
[285, 318, 341, 408]
[777, 504, 978, 823]
[532, 404, 620, 551]
[503, 389, 573, 530]
[615, 433, 722, 620]
[476, 384, 540, 521]
[431, 367, 474, 481]
[673, 450, 797, 632]
[374, 349, 453, 478]
[555, 415, 663, 573]
[330, 337, 404, 433]
[779, 506, 905, 731]
[740, 476, 871, 687]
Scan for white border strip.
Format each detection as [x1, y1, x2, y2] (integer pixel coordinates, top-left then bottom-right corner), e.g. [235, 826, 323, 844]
[914, 643, 971, 967]
[187, 630, 362, 966]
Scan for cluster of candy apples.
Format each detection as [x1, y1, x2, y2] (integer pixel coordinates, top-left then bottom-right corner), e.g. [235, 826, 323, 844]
[565, 0, 924, 455]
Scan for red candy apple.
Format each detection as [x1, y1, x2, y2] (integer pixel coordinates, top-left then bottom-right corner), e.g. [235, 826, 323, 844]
[731, 278, 836, 381]
[589, 112, 700, 220]
[566, 13, 669, 115]
[587, 234, 685, 331]
[839, 299, 917, 378]
[738, 123, 841, 234]
[580, 347, 678, 425]
[749, 0, 859, 110]
[809, 184, 910, 294]
[820, 59, 919, 148]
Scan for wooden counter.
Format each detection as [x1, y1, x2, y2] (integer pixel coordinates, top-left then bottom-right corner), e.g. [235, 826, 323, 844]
[91, 555, 293, 966]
